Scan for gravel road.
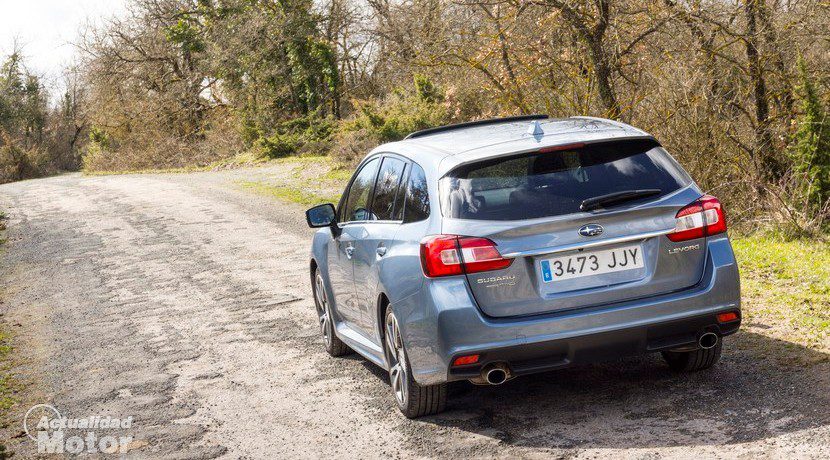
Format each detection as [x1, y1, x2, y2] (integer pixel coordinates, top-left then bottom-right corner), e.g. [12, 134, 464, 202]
[1, 168, 828, 458]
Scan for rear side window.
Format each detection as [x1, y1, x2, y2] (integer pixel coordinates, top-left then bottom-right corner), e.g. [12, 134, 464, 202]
[371, 157, 407, 221]
[403, 163, 430, 223]
[341, 157, 380, 222]
[440, 139, 691, 221]
[390, 164, 408, 221]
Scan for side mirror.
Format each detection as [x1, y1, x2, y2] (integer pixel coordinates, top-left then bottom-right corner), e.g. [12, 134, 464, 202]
[306, 203, 336, 228]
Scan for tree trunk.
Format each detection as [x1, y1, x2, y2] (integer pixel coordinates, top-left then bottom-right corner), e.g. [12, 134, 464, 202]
[757, 0, 794, 118]
[545, 0, 620, 119]
[587, 40, 619, 119]
[744, 0, 782, 183]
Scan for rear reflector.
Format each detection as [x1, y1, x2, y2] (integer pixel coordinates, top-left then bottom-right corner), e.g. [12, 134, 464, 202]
[420, 235, 513, 277]
[452, 354, 480, 367]
[717, 311, 739, 323]
[667, 195, 727, 242]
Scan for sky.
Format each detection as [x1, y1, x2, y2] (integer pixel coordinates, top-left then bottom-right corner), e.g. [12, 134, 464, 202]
[0, 0, 128, 87]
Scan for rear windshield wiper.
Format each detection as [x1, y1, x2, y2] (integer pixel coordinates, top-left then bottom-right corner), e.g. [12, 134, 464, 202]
[580, 189, 662, 211]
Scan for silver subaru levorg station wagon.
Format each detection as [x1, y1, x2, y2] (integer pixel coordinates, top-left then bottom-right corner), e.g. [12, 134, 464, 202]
[305, 115, 741, 418]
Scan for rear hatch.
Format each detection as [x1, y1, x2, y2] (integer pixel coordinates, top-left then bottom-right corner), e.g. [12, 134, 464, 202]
[439, 139, 707, 318]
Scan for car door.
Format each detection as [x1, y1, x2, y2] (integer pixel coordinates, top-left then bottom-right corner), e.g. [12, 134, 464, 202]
[328, 157, 380, 328]
[351, 156, 408, 337]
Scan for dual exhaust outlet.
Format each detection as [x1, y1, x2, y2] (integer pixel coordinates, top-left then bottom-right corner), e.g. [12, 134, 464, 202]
[698, 331, 719, 350]
[471, 362, 511, 386]
[471, 332, 718, 386]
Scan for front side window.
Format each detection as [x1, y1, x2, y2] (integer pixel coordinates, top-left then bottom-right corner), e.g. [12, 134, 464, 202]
[403, 163, 430, 223]
[440, 139, 691, 221]
[371, 157, 407, 221]
[340, 157, 380, 223]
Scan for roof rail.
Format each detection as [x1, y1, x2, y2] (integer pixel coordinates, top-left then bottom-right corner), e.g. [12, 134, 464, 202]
[404, 114, 549, 140]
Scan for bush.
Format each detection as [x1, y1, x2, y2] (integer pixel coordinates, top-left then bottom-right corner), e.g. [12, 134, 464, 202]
[329, 129, 380, 165]
[82, 109, 244, 172]
[254, 113, 335, 159]
[256, 132, 301, 158]
[0, 132, 36, 183]
[790, 58, 830, 218]
[331, 75, 451, 164]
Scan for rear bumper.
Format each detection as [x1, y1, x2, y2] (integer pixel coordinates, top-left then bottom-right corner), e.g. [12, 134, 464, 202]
[398, 236, 741, 385]
[447, 310, 740, 381]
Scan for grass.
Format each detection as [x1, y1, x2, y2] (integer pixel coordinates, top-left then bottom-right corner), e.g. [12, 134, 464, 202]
[235, 155, 346, 207]
[84, 149, 273, 176]
[84, 149, 351, 178]
[0, 211, 18, 458]
[0, 328, 16, 417]
[733, 234, 830, 349]
[238, 180, 340, 207]
[0, 325, 18, 460]
[85, 165, 212, 176]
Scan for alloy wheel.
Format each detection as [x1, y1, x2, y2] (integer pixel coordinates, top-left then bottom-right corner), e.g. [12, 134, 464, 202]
[385, 312, 408, 407]
[314, 271, 332, 348]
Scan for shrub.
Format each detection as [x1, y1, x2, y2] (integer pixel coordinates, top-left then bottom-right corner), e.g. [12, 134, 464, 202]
[0, 131, 35, 183]
[256, 132, 302, 158]
[254, 113, 336, 159]
[790, 58, 830, 218]
[329, 129, 380, 165]
[332, 75, 451, 164]
[82, 108, 245, 172]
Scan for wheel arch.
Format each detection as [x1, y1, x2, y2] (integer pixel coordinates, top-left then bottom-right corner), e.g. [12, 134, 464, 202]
[377, 292, 391, 345]
[310, 258, 318, 283]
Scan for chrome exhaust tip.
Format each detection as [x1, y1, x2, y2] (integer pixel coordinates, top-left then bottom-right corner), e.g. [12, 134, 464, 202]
[486, 368, 507, 385]
[699, 332, 718, 350]
[482, 363, 511, 385]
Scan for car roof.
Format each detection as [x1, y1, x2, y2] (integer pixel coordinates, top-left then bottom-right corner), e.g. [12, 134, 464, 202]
[368, 116, 655, 178]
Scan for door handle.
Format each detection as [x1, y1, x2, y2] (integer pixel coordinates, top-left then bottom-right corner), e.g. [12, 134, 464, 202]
[344, 245, 354, 259]
[376, 245, 387, 257]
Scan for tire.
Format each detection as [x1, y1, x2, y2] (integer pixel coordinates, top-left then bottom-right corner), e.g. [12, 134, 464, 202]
[662, 339, 722, 372]
[384, 308, 447, 418]
[312, 268, 351, 357]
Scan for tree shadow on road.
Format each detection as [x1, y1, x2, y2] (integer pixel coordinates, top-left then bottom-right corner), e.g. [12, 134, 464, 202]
[376, 331, 830, 450]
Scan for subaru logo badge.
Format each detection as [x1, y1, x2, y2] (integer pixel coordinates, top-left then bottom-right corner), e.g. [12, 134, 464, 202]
[579, 224, 603, 237]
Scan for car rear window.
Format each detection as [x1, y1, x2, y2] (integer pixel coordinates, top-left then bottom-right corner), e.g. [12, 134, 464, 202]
[439, 139, 691, 221]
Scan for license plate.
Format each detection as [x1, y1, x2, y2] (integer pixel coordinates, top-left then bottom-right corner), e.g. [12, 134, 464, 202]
[540, 244, 644, 282]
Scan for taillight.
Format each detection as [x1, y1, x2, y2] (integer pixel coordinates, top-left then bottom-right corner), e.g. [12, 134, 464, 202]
[667, 195, 727, 242]
[420, 235, 512, 277]
[420, 235, 464, 277]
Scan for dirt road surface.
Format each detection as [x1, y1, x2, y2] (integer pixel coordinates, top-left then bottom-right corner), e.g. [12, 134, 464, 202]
[1, 168, 828, 458]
